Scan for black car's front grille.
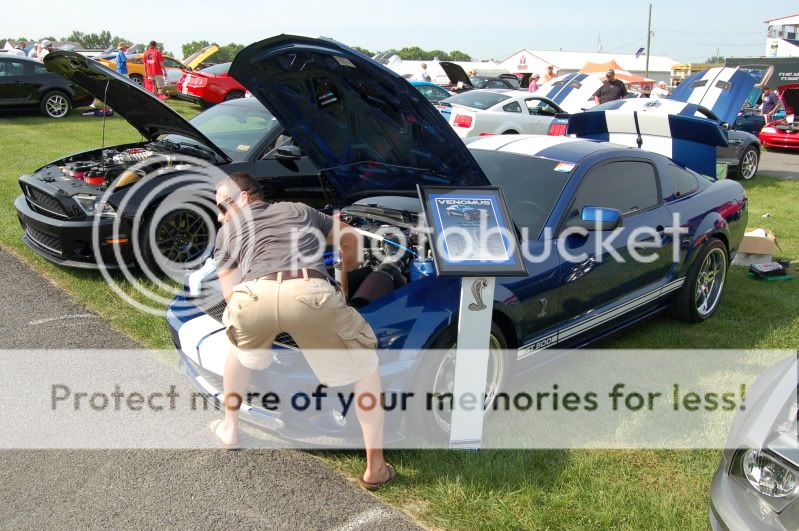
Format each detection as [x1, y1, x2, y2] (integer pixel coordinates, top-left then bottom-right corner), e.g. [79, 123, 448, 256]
[192, 286, 299, 350]
[24, 185, 69, 218]
[25, 226, 63, 255]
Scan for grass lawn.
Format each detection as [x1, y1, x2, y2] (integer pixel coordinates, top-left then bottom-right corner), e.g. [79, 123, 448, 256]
[1, 104, 797, 530]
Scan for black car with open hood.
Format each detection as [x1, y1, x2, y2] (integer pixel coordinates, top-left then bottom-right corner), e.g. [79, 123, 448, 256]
[14, 51, 322, 270]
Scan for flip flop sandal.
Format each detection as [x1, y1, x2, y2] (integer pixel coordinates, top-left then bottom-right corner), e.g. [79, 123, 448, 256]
[358, 464, 397, 491]
[207, 419, 240, 450]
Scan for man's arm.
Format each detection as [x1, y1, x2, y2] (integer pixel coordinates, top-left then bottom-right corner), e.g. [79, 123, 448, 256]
[594, 95, 601, 105]
[326, 220, 359, 297]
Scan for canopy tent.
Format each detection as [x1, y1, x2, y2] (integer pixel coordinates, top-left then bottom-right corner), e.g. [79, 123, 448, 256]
[580, 60, 655, 91]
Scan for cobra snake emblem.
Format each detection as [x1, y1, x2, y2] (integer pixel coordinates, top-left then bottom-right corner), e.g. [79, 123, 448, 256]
[468, 279, 488, 311]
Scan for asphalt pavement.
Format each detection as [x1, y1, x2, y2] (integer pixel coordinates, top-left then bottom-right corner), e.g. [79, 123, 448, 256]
[757, 148, 799, 179]
[0, 248, 420, 530]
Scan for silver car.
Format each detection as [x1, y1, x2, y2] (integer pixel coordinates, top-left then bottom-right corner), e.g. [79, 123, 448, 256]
[710, 357, 798, 529]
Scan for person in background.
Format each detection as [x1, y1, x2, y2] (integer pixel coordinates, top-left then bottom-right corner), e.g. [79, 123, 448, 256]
[651, 80, 670, 99]
[28, 42, 40, 58]
[761, 85, 780, 123]
[143, 40, 166, 98]
[542, 65, 556, 82]
[39, 40, 53, 59]
[528, 73, 540, 93]
[11, 43, 26, 57]
[116, 42, 128, 76]
[593, 69, 627, 105]
[417, 62, 431, 82]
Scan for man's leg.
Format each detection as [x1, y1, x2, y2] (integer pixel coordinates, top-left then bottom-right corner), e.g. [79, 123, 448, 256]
[216, 349, 251, 445]
[353, 368, 391, 484]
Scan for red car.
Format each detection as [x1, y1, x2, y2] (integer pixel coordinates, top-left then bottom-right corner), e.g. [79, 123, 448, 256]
[758, 83, 799, 149]
[175, 62, 246, 107]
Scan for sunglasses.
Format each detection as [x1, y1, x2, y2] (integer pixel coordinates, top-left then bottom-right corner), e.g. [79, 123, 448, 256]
[216, 196, 235, 215]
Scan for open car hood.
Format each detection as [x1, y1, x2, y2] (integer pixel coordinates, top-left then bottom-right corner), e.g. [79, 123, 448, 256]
[532, 73, 603, 114]
[669, 67, 756, 126]
[184, 44, 219, 70]
[44, 51, 229, 162]
[776, 83, 799, 115]
[229, 35, 489, 204]
[438, 61, 474, 89]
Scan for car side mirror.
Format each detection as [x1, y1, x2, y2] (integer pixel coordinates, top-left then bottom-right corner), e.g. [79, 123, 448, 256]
[569, 206, 623, 231]
[274, 144, 302, 161]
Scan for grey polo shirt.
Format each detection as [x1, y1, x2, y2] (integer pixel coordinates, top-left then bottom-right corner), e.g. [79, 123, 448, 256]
[214, 201, 334, 281]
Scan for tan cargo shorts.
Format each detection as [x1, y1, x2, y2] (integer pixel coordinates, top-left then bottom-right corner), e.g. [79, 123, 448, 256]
[151, 74, 165, 88]
[222, 274, 379, 387]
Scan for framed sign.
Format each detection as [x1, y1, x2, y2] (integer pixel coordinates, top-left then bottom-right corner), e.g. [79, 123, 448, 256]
[418, 185, 528, 277]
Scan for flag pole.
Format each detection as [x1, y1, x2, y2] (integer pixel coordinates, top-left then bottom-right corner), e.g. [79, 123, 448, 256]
[645, 1, 653, 79]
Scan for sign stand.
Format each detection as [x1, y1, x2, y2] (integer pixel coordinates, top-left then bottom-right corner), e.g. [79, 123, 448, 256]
[417, 185, 528, 450]
[449, 277, 496, 449]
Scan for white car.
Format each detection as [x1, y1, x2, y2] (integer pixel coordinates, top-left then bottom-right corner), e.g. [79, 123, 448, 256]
[439, 73, 602, 138]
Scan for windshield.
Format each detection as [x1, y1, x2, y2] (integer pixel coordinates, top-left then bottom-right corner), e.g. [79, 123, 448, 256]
[443, 91, 510, 110]
[199, 62, 230, 76]
[161, 100, 280, 162]
[471, 149, 573, 237]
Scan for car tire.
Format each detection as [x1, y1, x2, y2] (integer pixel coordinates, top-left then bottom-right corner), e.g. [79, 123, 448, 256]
[737, 146, 759, 180]
[129, 74, 144, 86]
[408, 323, 511, 444]
[671, 238, 728, 323]
[139, 208, 213, 274]
[502, 130, 518, 134]
[40, 91, 71, 118]
[223, 90, 245, 102]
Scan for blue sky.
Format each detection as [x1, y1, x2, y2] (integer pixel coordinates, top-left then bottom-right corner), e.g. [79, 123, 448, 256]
[4, 0, 797, 62]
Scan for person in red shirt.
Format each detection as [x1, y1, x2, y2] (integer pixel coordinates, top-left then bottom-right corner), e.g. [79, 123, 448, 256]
[142, 40, 166, 97]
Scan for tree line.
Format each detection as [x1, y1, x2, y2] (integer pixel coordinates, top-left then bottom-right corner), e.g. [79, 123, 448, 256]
[4, 31, 474, 63]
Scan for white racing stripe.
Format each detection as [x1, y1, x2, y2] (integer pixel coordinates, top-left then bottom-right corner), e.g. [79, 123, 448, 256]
[497, 135, 579, 157]
[685, 68, 719, 105]
[518, 278, 685, 359]
[177, 315, 224, 366]
[695, 67, 736, 111]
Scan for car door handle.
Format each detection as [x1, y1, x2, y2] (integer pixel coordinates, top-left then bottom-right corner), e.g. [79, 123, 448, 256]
[729, 139, 743, 145]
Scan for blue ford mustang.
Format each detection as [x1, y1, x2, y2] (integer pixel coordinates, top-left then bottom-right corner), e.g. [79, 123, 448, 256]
[166, 35, 748, 443]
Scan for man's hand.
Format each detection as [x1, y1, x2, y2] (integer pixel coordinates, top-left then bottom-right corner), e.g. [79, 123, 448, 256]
[594, 96, 601, 105]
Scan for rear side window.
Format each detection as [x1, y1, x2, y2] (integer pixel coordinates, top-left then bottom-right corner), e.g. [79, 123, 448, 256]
[665, 164, 699, 198]
[572, 161, 659, 215]
[442, 91, 510, 110]
[0, 60, 24, 77]
[503, 101, 522, 113]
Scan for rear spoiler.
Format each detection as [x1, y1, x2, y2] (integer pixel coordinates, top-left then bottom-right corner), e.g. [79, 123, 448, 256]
[567, 110, 728, 177]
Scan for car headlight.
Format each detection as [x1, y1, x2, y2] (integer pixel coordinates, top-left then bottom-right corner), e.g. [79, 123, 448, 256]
[732, 449, 799, 512]
[761, 126, 778, 134]
[74, 195, 116, 217]
[742, 450, 797, 498]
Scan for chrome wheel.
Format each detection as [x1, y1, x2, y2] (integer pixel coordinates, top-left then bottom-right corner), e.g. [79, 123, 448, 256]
[430, 334, 505, 433]
[739, 148, 758, 180]
[695, 248, 726, 317]
[45, 94, 69, 118]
